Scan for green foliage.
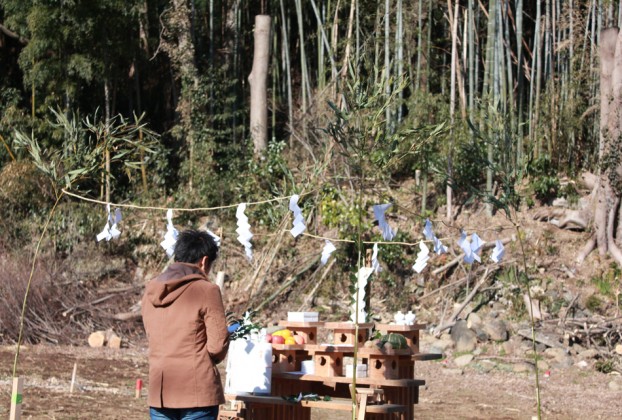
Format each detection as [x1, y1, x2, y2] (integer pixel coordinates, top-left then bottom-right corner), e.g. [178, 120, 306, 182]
[591, 263, 621, 299]
[13, 108, 162, 196]
[233, 140, 295, 227]
[319, 184, 370, 235]
[595, 359, 616, 374]
[559, 182, 581, 206]
[495, 266, 529, 319]
[384, 91, 449, 179]
[527, 157, 560, 204]
[585, 294, 603, 313]
[0, 160, 51, 217]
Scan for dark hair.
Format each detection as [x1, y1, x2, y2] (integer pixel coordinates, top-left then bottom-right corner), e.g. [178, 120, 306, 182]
[174, 229, 219, 264]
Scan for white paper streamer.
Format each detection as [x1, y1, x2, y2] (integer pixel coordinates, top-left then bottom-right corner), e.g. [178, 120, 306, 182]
[96, 204, 122, 242]
[350, 266, 373, 323]
[206, 229, 221, 248]
[373, 203, 395, 241]
[320, 240, 336, 266]
[490, 239, 505, 263]
[236, 203, 253, 261]
[423, 219, 435, 240]
[423, 218, 447, 255]
[160, 209, 179, 257]
[371, 243, 382, 273]
[433, 236, 447, 255]
[458, 232, 485, 264]
[289, 194, 306, 238]
[412, 241, 430, 273]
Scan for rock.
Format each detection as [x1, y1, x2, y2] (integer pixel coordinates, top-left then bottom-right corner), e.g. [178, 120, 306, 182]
[502, 335, 524, 356]
[88, 331, 106, 348]
[616, 344, 622, 355]
[578, 349, 599, 360]
[482, 319, 508, 342]
[609, 379, 622, 391]
[552, 197, 569, 207]
[450, 320, 477, 352]
[466, 312, 482, 329]
[513, 362, 535, 373]
[477, 360, 496, 373]
[570, 344, 586, 355]
[473, 327, 490, 342]
[536, 360, 550, 371]
[575, 360, 588, 369]
[454, 354, 474, 367]
[425, 334, 454, 354]
[544, 347, 573, 368]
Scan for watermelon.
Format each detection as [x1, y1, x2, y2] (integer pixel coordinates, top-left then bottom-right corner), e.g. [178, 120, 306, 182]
[380, 333, 407, 349]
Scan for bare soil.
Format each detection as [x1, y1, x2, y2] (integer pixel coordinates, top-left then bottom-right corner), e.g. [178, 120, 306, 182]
[1, 343, 621, 419]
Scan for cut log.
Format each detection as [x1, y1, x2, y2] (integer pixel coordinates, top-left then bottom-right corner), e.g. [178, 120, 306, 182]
[108, 334, 122, 349]
[88, 331, 106, 348]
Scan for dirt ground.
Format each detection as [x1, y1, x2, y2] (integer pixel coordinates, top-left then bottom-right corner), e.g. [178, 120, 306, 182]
[1, 343, 621, 419]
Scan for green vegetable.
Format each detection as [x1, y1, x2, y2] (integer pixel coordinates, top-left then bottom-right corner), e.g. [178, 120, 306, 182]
[380, 333, 407, 349]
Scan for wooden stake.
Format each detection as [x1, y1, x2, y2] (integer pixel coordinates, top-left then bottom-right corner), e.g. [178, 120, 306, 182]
[9, 376, 23, 420]
[135, 379, 143, 399]
[216, 271, 225, 294]
[70, 362, 77, 393]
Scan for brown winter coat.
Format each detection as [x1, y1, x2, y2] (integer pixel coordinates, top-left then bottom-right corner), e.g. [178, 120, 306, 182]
[141, 262, 229, 408]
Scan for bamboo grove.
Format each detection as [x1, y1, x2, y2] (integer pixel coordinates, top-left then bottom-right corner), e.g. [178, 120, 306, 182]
[0, 1, 616, 214]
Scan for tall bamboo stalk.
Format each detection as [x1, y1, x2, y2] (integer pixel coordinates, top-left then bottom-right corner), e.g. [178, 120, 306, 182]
[447, 0, 459, 221]
[294, 0, 309, 134]
[310, 0, 338, 81]
[529, 0, 542, 156]
[395, 0, 404, 123]
[341, 0, 356, 78]
[416, 0, 423, 92]
[516, 0, 524, 172]
[385, 0, 392, 133]
[279, 0, 293, 146]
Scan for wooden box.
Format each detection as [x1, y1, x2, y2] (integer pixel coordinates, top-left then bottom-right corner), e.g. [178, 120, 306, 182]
[277, 321, 324, 345]
[324, 322, 373, 346]
[368, 354, 400, 380]
[272, 349, 305, 373]
[376, 323, 426, 353]
[313, 351, 344, 377]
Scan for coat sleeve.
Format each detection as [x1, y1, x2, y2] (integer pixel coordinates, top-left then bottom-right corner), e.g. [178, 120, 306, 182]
[202, 284, 230, 363]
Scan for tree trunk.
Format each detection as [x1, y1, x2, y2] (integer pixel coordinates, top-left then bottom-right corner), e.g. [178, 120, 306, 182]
[163, 0, 200, 190]
[586, 27, 622, 265]
[249, 15, 271, 157]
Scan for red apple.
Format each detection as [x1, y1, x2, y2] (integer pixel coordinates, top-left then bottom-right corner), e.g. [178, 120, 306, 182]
[272, 335, 285, 345]
[266, 334, 273, 343]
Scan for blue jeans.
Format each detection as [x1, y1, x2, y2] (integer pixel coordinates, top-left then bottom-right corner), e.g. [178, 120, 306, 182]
[149, 406, 218, 420]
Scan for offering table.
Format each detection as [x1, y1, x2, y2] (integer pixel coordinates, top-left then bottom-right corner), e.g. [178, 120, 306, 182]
[222, 322, 440, 420]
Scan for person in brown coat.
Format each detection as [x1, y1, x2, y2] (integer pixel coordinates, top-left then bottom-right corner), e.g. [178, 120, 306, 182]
[142, 229, 229, 420]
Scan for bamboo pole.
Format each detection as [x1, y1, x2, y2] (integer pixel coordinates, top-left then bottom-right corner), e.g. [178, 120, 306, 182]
[279, 0, 293, 148]
[446, 0, 459, 221]
[384, 0, 392, 134]
[516, 0, 524, 173]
